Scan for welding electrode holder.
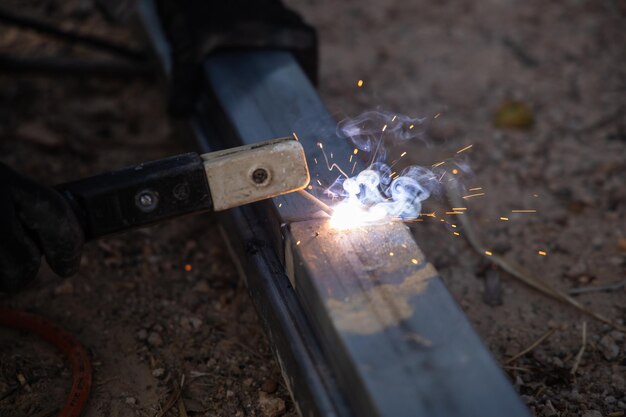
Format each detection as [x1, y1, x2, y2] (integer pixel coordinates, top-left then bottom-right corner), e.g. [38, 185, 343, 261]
[58, 153, 213, 241]
[56, 138, 310, 241]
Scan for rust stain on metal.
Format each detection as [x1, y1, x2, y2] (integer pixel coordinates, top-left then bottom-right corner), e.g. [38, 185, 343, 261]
[289, 220, 438, 335]
[327, 263, 436, 334]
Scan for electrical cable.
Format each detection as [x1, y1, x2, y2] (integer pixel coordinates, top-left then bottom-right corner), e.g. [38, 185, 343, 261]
[0, 5, 146, 61]
[0, 307, 92, 417]
[0, 53, 155, 78]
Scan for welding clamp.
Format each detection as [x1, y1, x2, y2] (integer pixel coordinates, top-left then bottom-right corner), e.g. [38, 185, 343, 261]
[58, 138, 309, 241]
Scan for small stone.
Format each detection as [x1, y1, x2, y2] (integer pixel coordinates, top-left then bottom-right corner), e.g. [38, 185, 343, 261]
[188, 317, 203, 330]
[258, 391, 286, 417]
[542, 400, 558, 417]
[16, 372, 28, 388]
[226, 390, 235, 398]
[592, 236, 605, 249]
[569, 390, 583, 402]
[53, 280, 74, 295]
[552, 357, 564, 368]
[243, 378, 254, 387]
[599, 334, 620, 361]
[147, 332, 163, 347]
[611, 331, 625, 343]
[581, 411, 602, 417]
[136, 329, 148, 341]
[152, 368, 165, 378]
[261, 379, 278, 394]
[605, 396, 617, 404]
[125, 397, 136, 405]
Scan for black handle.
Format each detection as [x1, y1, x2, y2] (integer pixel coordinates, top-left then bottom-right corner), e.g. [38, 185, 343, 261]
[57, 153, 213, 241]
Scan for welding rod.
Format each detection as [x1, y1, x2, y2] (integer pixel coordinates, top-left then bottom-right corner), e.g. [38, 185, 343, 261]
[57, 138, 310, 241]
[297, 189, 334, 216]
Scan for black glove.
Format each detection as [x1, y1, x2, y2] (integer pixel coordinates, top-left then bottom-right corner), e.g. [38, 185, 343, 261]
[0, 163, 84, 291]
[155, 0, 317, 116]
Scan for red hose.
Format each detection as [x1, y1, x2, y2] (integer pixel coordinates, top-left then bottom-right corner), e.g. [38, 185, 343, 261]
[0, 307, 92, 417]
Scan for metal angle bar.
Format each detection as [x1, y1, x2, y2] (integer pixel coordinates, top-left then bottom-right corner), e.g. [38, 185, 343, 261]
[200, 51, 529, 417]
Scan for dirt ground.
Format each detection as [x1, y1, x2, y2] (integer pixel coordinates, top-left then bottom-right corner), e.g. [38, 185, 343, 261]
[1, 1, 625, 416]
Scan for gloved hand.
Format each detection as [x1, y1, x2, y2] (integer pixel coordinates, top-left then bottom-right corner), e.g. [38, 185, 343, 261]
[0, 163, 84, 291]
[155, 0, 317, 116]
